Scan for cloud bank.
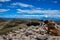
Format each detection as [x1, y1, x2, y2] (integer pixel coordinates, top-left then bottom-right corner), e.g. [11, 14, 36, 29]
[11, 2, 34, 8]
[0, 9, 10, 12]
[17, 9, 60, 15]
[0, 0, 11, 2]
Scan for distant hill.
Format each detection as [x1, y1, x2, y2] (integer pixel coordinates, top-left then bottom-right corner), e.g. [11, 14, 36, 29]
[0, 18, 6, 22]
[0, 18, 59, 35]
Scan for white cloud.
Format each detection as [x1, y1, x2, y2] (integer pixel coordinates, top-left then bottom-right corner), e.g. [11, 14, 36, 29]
[9, 2, 60, 15]
[11, 2, 34, 8]
[17, 9, 60, 15]
[0, 0, 11, 2]
[0, 9, 10, 12]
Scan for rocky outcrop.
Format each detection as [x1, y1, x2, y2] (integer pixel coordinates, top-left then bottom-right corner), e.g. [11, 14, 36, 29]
[0, 25, 59, 40]
[0, 19, 60, 40]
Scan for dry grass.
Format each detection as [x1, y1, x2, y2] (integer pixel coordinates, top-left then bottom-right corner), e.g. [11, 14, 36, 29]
[0, 24, 27, 35]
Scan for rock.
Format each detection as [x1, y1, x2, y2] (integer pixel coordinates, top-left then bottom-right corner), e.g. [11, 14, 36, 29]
[0, 19, 60, 40]
[0, 36, 4, 40]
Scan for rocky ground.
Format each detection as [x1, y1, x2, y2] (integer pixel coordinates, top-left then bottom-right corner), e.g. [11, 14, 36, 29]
[0, 18, 60, 40]
[0, 25, 60, 40]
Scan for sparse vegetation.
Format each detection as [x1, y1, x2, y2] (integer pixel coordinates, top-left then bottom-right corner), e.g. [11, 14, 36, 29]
[0, 23, 27, 35]
[0, 18, 60, 36]
[0, 18, 60, 40]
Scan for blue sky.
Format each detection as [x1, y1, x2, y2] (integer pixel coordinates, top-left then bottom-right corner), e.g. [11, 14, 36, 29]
[0, 0, 60, 19]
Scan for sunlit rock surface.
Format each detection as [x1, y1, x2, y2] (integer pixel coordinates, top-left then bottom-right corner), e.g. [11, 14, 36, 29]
[0, 25, 60, 40]
[0, 19, 60, 40]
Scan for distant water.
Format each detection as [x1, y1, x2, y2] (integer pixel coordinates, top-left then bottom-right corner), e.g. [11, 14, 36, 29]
[1, 17, 60, 22]
[0, 15, 60, 21]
